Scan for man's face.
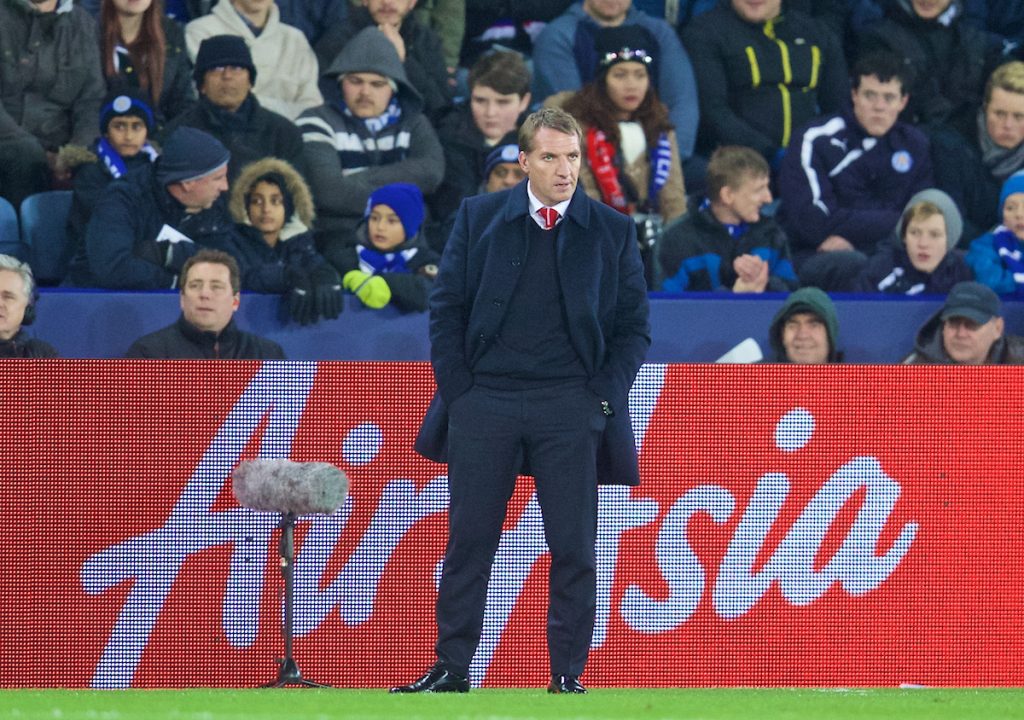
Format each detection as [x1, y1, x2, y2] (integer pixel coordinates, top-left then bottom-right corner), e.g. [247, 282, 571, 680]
[903, 212, 948, 273]
[782, 311, 830, 364]
[720, 171, 771, 224]
[582, 0, 631, 26]
[485, 162, 527, 193]
[247, 180, 287, 243]
[341, 72, 394, 118]
[942, 315, 1003, 364]
[985, 87, 1024, 150]
[367, 203, 407, 251]
[1002, 192, 1024, 242]
[911, 0, 953, 20]
[731, 0, 781, 23]
[470, 85, 529, 142]
[200, 66, 252, 112]
[364, 0, 417, 27]
[180, 262, 239, 334]
[0, 269, 28, 341]
[105, 116, 148, 158]
[851, 74, 908, 137]
[177, 165, 229, 211]
[519, 127, 581, 207]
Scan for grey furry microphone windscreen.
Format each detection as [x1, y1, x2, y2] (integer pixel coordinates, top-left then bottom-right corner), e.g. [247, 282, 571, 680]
[232, 459, 349, 515]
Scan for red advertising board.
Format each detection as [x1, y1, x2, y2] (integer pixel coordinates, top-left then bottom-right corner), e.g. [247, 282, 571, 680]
[1, 361, 1021, 688]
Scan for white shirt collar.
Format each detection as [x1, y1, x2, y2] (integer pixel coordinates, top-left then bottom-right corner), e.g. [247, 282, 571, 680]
[526, 182, 571, 229]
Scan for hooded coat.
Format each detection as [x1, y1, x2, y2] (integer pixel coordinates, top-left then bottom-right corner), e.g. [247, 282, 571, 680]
[768, 286, 843, 362]
[902, 310, 1024, 364]
[226, 156, 334, 293]
[296, 26, 444, 250]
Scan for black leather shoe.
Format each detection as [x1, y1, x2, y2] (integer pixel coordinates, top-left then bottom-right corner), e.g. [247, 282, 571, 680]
[547, 674, 587, 694]
[389, 663, 470, 693]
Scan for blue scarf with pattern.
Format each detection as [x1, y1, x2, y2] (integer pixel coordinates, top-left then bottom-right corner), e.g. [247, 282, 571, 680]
[992, 225, 1024, 296]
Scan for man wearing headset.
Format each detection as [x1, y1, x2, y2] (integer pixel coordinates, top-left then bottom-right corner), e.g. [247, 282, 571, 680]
[0, 254, 57, 358]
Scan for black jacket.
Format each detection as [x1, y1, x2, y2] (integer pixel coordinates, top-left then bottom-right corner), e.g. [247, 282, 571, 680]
[855, 241, 973, 294]
[0, 329, 58, 358]
[125, 315, 285, 359]
[903, 309, 1024, 364]
[161, 95, 306, 183]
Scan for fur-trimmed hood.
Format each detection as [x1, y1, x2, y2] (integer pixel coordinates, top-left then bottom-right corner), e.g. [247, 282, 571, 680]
[229, 157, 315, 238]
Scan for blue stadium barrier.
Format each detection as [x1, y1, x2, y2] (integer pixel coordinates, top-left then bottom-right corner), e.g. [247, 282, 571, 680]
[29, 289, 1024, 362]
[20, 190, 72, 286]
[0, 196, 23, 260]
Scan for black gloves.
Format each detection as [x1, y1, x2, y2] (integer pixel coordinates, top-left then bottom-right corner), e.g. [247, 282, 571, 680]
[310, 265, 343, 320]
[285, 268, 317, 326]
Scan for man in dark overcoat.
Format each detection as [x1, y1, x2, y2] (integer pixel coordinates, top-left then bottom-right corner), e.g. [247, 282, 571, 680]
[393, 107, 650, 695]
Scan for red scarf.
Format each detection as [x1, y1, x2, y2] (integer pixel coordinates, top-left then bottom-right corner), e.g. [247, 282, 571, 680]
[586, 126, 632, 214]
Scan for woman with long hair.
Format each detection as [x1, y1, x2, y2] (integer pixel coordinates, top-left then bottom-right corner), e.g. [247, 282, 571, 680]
[99, 0, 195, 131]
[556, 25, 687, 234]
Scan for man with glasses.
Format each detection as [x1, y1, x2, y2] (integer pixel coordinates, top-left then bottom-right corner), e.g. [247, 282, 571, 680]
[777, 51, 934, 291]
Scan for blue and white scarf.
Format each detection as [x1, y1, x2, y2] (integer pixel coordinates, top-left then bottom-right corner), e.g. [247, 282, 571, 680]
[647, 132, 673, 212]
[356, 244, 419, 275]
[96, 137, 158, 179]
[342, 97, 403, 135]
[992, 225, 1024, 296]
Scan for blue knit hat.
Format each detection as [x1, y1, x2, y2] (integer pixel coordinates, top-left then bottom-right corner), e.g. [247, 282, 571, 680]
[100, 88, 155, 134]
[155, 127, 230, 185]
[483, 142, 521, 180]
[366, 183, 424, 239]
[1000, 171, 1024, 211]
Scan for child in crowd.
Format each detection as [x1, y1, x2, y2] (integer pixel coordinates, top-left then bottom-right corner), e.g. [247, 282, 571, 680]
[967, 172, 1024, 297]
[856, 189, 973, 295]
[335, 183, 440, 313]
[65, 89, 160, 285]
[658, 145, 797, 293]
[228, 157, 342, 325]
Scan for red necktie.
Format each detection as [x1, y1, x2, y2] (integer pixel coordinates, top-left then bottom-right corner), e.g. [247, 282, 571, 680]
[539, 207, 560, 230]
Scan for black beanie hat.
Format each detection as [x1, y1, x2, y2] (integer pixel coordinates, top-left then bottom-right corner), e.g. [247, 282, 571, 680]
[156, 127, 231, 185]
[99, 88, 155, 134]
[594, 24, 658, 82]
[193, 35, 257, 85]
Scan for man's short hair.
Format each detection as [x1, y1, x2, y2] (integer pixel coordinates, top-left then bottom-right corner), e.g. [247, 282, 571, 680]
[180, 249, 241, 294]
[518, 107, 583, 155]
[0, 254, 35, 300]
[467, 51, 531, 97]
[706, 145, 769, 202]
[985, 61, 1024, 107]
[851, 51, 912, 95]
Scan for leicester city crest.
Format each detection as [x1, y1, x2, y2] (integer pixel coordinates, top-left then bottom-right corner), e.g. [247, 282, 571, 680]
[891, 150, 912, 173]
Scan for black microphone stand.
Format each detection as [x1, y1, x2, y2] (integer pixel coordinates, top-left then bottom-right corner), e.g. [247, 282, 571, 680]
[261, 512, 330, 688]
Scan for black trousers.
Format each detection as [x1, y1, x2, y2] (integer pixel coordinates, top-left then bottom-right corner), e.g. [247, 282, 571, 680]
[435, 381, 605, 678]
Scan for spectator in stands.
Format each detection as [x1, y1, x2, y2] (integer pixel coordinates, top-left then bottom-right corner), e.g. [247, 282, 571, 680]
[903, 280, 1024, 363]
[532, 0, 700, 177]
[778, 51, 933, 291]
[855, 188, 973, 294]
[932, 61, 1024, 239]
[75, 126, 236, 289]
[65, 90, 161, 282]
[430, 52, 531, 242]
[859, 0, 999, 141]
[98, 0, 196, 132]
[185, 0, 322, 121]
[460, 0, 574, 71]
[0, 0, 106, 208]
[296, 27, 443, 258]
[333, 183, 439, 313]
[966, 171, 1024, 297]
[768, 287, 843, 363]
[0, 255, 58, 358]
[555, 23, 687, 277]
[126, 248, 285, 358]
[482, 139, 526, 193]
[682, 0, 848, 170]
[315, 0, 453, 122]
[227, 157, 342, 324]
[413, 0, 464, 71]
[162, 35, 306, 183]
[659, 145, 797, 294]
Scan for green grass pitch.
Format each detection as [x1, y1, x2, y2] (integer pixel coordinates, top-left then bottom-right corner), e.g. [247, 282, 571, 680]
[2, 689, 1024, 720]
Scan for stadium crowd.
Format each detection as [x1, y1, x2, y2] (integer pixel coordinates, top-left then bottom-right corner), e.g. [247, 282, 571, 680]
[2, 0, 1024, 363]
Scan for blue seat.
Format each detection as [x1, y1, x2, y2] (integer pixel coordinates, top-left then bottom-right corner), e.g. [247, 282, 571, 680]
[20, 190, 72, 285]
[0, 196, 23, 260]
